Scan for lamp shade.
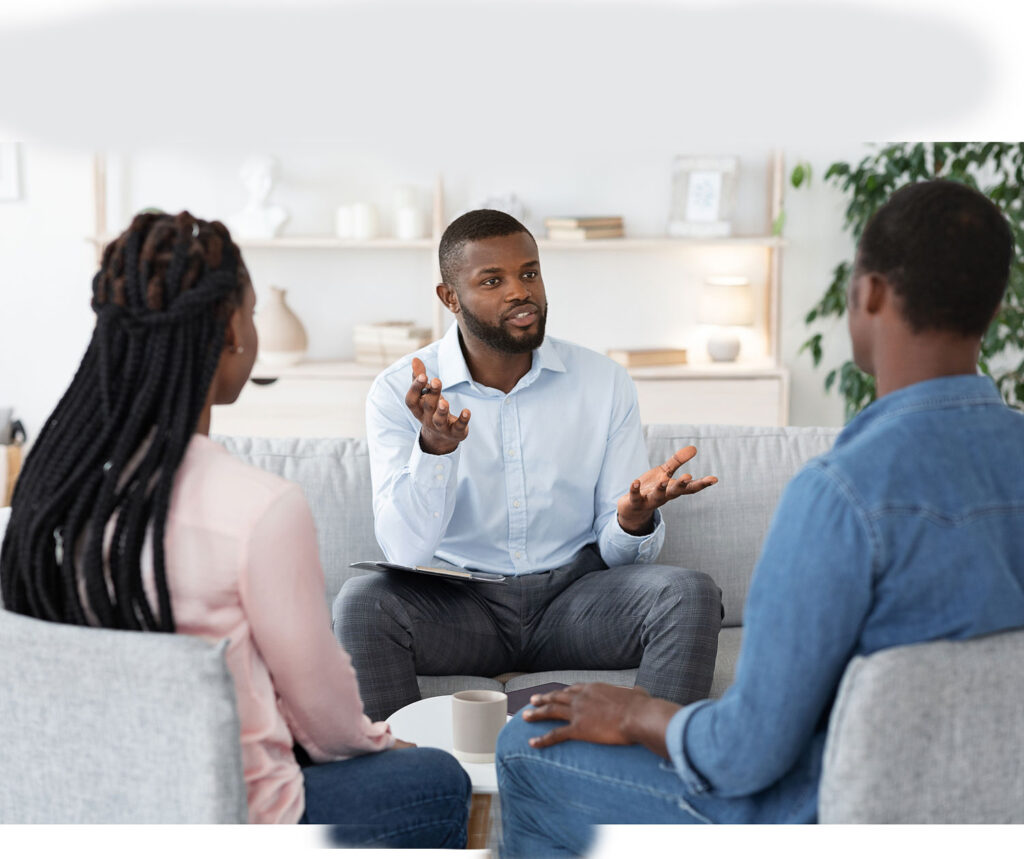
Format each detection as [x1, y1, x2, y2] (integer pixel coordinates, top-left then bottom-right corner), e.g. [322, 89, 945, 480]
[699, 275, 754, 326]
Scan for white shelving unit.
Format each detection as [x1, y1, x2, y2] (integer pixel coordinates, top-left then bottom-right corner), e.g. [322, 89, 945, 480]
[89, 153, 790, 434]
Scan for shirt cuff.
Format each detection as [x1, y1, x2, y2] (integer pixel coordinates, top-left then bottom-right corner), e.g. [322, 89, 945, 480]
[408, 434, 460, 490]
[604, 508, 664, 562]
[666, 699, 714, 794]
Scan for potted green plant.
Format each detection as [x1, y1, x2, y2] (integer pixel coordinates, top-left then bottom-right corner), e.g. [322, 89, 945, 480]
[792, 142, 1024, 420]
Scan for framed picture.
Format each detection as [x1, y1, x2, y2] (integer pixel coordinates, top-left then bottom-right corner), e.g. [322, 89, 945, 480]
[667, 155, 738, 238]
[0, 143, 22, 201]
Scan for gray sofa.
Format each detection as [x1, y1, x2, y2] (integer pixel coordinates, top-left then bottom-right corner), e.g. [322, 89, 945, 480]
[217, 423, 841, 700]
[3, 423, 1022, 824]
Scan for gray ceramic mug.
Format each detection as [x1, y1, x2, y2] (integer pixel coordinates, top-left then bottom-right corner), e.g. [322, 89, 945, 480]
[451, 690, 508, 763]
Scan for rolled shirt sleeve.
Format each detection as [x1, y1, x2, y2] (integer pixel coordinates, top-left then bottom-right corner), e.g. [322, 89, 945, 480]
[596, 364, 666, 567]
[665, 464, 875, 797]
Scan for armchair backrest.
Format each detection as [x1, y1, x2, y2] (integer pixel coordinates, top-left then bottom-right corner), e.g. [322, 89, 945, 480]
[0, 608, 247, 823]
[819, 628, 1024, 823]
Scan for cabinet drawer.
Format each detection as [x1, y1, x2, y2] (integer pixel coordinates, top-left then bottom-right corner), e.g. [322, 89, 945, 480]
[634, 377, 786, 427]
[211, 376, 374, 438]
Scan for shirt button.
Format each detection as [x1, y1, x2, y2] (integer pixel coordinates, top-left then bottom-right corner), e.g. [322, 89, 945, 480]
[507, 449, 515, 457]
[435, 464, 444, 473]
[513, 499, 520, 508]
[433, 512, 440, 518]
[514, 552, 522, 559]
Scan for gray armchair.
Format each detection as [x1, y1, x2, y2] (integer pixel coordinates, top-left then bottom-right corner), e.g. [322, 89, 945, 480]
[819, 628, 1024, 823]
[0, 608, 247, 823]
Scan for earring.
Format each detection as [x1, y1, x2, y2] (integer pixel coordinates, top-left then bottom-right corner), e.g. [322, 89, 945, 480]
[228, 345, 244, 355]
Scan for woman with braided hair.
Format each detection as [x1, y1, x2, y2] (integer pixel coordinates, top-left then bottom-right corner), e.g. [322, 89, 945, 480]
[0, 212, 470, 841]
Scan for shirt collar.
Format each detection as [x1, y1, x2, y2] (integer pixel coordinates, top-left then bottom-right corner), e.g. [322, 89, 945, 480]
[840, 374, 1003, 441]
[436, 322, 567, 392]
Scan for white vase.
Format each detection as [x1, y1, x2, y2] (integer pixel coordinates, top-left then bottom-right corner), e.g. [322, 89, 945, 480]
[256, 286, 308, 366]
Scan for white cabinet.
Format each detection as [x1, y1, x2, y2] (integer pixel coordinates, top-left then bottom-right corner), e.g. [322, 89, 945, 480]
[209, 361, 790, 438]
[210, 363, 377, 439]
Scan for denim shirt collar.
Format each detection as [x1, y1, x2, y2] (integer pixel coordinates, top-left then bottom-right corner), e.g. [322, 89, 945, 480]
[436, 322, 567, 395]
[837, 374, 1003, 446]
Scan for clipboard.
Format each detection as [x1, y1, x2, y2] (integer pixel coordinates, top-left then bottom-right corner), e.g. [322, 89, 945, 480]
[349, 561, 508, 584]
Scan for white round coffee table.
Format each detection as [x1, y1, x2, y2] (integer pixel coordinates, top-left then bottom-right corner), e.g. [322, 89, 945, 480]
[388, 694, 509, 848]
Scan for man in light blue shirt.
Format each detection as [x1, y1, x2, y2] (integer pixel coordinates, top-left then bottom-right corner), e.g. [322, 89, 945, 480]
[333, 210, 723, 722]
[495, 180, 1024, 854]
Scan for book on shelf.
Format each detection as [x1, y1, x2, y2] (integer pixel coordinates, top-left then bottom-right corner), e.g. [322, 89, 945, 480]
[606, 347, 688, 368]
[546, 226, 626, 240]
[544, 216, 624, 229]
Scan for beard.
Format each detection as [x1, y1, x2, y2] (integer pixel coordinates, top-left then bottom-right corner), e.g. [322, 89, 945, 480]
[460, 300, 548, 354]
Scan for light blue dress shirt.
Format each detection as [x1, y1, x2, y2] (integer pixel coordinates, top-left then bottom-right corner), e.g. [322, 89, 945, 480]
[365, 324, 664, 575]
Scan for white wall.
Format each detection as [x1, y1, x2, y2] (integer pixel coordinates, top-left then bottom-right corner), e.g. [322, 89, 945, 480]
[0, 144, 97, 442]
[0, 142, 865, 439]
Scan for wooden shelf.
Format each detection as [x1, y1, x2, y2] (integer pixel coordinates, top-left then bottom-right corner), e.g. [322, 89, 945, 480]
[249, 360, 382, 381]
[86, 235, 433, 250]
[624, 363, 786, 380]
[538, 236, 784, 250]
[87, 235, 782, 251]
[238, 237, 433, 250]
[89, 155, 789, 422]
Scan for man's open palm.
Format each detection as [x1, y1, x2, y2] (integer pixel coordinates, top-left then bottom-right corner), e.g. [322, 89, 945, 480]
[405, 357, 471, 456]
[617, 445, 717, 534]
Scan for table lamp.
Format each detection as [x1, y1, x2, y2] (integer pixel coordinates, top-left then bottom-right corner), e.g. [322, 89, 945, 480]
[699, 275, 754, 362]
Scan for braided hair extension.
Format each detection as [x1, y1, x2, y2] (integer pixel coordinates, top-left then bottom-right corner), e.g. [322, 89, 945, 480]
[0, 211, 244, 631]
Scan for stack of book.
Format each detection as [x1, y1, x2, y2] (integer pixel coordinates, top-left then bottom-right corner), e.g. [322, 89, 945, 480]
[545, 216, 625, 240]
[354, 322, 432, 366]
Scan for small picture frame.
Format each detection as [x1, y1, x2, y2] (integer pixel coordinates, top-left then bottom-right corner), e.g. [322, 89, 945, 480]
[0, 143, 22, 201]
[667, 155, 739, 238]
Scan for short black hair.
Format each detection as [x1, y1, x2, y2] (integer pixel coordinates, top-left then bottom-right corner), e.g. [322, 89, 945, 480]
[438, 209, 533, 287]
[855, 179, 1014, 336]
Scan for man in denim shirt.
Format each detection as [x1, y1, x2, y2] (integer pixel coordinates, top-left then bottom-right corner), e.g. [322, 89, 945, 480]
[496, 180, 1024, 854]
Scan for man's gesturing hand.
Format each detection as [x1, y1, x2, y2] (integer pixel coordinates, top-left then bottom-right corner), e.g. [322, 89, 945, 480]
[405, 357, 471, 456]
[617, 445, 717, 535]
[521, 683, 681, 759]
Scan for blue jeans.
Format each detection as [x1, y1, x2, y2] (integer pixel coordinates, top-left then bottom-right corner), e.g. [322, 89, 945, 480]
[497, 715, 704, 857]
[299, 746, 471, 848]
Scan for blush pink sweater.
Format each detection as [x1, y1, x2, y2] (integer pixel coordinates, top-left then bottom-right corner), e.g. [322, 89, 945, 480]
[156, 434, 392, 823]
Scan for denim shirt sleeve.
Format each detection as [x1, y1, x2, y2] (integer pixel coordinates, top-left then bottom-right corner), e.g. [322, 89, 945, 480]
[666, 463, 876, 798]
[666, 699, 715, 793]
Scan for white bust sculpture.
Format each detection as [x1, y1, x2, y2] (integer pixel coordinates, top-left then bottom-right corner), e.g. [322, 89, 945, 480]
[226, 155, 289, 239]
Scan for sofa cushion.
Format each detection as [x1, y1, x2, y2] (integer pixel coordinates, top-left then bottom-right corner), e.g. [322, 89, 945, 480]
[0, 609, 247, 823]
[645, 425, 838, 625]
[819, 628, 1024, 823]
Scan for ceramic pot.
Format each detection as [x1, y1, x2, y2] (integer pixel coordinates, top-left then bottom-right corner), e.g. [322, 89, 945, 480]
[256, 286, 308, 366]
